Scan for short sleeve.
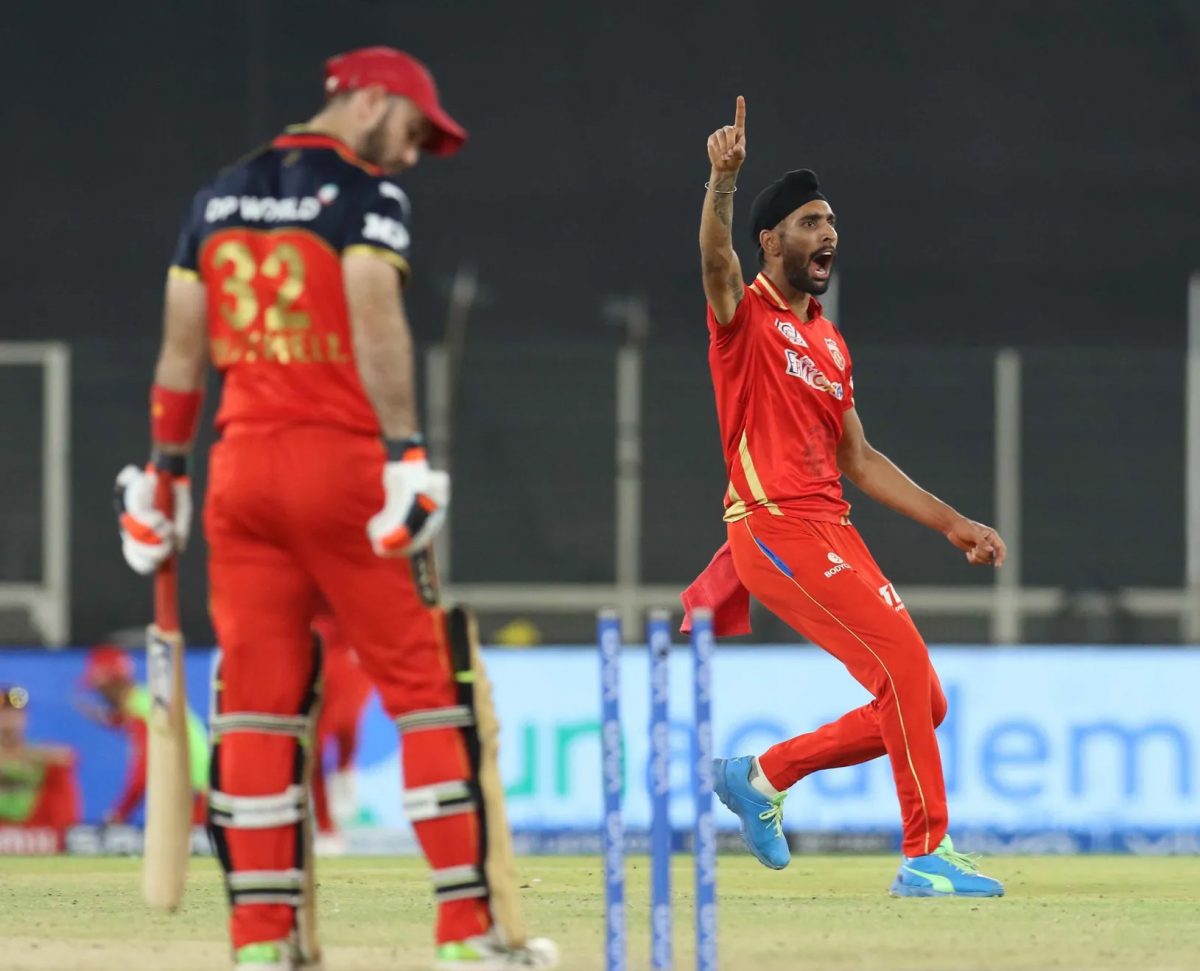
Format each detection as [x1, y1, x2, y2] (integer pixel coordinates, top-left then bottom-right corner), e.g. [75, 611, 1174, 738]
[168, 189, 210, 281]
[343, 179, 412, 279]
[839, 335, 855, 411]
[706, 284, 754, 349]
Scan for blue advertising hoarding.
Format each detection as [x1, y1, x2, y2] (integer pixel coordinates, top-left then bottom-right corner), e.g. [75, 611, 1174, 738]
[1, 649, 213, 826]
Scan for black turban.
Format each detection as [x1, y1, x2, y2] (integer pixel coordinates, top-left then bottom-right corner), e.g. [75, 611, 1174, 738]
[748, 169, 826, 245]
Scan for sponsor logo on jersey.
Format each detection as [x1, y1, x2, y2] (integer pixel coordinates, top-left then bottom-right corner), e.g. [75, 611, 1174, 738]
[785, 349, 844, 400]
[824, 551, 851, 577]
[362, 213, 410, 251]
[824, 337, 846, 370]
[205, 195, 321, 223]
[379, 182, 409, 204]
[774, 318, 808, 347]
[317, 183, 340, 205]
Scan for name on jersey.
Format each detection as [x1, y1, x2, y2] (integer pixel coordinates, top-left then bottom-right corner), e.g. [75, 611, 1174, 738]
[205, 195, 322, 223]
[785, 349, 844, 400]
[211, 330, 353, 368]
[362, 213, 410, 251]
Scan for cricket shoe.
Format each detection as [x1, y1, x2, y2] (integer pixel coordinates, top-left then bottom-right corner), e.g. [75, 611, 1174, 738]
[890, 835, 1005, 897]
[433, 929, 560, 970]
[233, 941, 292, 970]
[712, 755, 790, 870]
[232, 938, 323, 971]
[314, 830, 348, 857]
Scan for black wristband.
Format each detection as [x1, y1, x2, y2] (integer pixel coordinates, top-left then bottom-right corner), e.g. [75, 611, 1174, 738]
[151, 450, 189, 476]
[385, 434, 425, 462]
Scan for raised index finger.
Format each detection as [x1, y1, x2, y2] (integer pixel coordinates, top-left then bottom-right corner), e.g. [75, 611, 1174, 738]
[734, 95, 746, 133]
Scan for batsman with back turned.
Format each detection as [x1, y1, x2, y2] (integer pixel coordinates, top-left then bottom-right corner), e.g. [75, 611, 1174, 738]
[114, 46, 558, 971]
[687, 96, 1008, 897]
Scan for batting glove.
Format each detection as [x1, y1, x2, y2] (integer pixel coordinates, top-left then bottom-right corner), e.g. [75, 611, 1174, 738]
[114, 464, 192, 575]
[366, 442, 450, 558]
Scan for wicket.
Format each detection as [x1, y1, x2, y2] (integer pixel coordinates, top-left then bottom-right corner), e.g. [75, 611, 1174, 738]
[599, 606, 717, 971]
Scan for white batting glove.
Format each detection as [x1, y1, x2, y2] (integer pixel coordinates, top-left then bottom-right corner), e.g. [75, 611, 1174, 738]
[114, 464, 192, 575]
[366, 447, 450, 558]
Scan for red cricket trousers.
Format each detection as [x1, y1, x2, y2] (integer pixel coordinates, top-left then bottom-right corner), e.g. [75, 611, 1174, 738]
[728, 514, 948, 857]
[205, 424, 489, 948]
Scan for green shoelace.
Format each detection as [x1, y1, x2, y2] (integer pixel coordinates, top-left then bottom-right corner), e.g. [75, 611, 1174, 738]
[936, 843, 983, 874]
[757, 793, 787, 838]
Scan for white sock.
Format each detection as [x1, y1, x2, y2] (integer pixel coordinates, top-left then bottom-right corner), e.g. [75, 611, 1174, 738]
[748, 756, 782, 799]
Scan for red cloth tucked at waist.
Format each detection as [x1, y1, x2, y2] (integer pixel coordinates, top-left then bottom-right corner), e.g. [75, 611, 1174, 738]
[680, 542, 751, 637]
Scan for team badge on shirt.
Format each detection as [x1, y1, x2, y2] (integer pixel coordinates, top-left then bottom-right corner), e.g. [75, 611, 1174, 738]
[774, 319, 808, 347]
[824, 337, 846, 370]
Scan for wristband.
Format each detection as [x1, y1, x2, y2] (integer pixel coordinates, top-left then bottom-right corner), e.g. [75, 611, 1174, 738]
[385, 434, 426, 462]
[151, 385, 203, 447]
[151, 450, 189, 476]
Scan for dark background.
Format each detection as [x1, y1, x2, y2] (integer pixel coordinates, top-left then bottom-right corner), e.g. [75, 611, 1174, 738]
[1, 0, 1197, 643]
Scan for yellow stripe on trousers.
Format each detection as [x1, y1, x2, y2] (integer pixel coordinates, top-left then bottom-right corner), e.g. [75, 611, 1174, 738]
[742, 518, 932, 855]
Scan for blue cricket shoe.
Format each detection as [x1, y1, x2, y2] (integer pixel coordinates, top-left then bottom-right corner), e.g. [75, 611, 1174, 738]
[890, 835, 1005, 897]
[712, 755, 789, 870]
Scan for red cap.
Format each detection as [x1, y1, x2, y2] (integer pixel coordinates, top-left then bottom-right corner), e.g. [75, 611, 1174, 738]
[324, 47, 467, 158]
[83, 645, 134, 689]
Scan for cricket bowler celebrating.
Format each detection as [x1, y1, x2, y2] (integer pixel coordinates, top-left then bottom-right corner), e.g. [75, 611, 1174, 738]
[114, 47, 558, 969]
[692, 97, 1005, 897]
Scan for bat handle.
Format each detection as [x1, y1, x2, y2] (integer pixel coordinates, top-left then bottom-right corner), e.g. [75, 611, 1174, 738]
[153, 468, 180, 634]
[411, 548, 442, 607]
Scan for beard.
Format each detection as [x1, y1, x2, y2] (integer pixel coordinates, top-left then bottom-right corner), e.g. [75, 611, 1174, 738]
[360, 103, 396, 169]
[361, 119, 388, 168]
[781, 248, 831, 295]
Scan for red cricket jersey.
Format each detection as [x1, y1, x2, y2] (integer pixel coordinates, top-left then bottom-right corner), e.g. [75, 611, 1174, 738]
[707, 271, 855, 524]
[170, 129, 414, 435]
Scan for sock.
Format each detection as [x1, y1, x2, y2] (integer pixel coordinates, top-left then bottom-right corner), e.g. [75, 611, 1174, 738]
[748, 756, 782, 799]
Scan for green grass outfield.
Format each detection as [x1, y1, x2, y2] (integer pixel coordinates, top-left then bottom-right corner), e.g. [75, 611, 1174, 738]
[1, 855, 1198, 970]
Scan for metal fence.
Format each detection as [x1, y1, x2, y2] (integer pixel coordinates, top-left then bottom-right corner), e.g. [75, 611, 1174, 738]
[431, 338, 1194, 646]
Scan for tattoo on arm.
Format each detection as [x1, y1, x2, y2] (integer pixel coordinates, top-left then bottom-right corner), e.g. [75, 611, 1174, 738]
[700, 172, 743, 316]
[711, 175, 736, 227]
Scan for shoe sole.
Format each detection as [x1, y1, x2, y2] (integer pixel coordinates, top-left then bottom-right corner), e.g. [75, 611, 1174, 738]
[712, 759, 788, 871]
[889, 879, 1005, 898]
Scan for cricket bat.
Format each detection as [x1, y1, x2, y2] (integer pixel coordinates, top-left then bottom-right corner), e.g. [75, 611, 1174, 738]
[447, 604, 528, 947]
[411, 549, 528, 947]
[142, 469, 193, 910]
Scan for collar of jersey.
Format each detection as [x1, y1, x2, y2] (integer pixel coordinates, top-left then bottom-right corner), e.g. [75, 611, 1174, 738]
[272, 125, 382, 176]
[749, 272, 823, 321]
